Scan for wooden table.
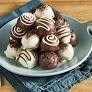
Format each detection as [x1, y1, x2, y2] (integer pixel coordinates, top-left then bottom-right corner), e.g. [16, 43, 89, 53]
[0, 0, 92, 92]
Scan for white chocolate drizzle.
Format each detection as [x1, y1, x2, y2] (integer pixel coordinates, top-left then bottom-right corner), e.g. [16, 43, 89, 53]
[11, 26, 26, 38]
[36, 17, 55, 31]
[42, 35, 59, 46]
[20, 13, 36, 26]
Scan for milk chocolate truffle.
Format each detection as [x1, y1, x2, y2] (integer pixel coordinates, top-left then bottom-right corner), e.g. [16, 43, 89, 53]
[4, 44, 21, 59]
[36, 17, 56, 37]
[70, 30, 77, 47]
[9, 36, 21, 48]
[56, 21, 71, 43]
[55, 12, 71, 44]
[57, 44, 74, 60]
[9, 25, 26, 48]
[21, 32, 39, 49]
[16, 13, 36, 31]
[39, 52, 59, 69]
[17, 50, 38, 68]
[35, 3, 55, 18]
[41, 34, 59, 51]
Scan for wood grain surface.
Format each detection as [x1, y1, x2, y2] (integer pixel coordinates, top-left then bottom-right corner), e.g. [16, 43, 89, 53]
[0, 0, 92, 92]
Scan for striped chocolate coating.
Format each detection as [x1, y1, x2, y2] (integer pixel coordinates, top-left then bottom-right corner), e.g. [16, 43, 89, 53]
[56, 21, 71, 42]
[36, 17, 55, 31]
[19, 13, 36, 26]
[36, 17, 56, 37]
[11, 26, 26, 39]
[42, 34, 59, 46]
[17, 50, 37, 67]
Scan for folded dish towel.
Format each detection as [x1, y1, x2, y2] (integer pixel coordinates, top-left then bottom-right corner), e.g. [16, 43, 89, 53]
[0, 0, 92, 92]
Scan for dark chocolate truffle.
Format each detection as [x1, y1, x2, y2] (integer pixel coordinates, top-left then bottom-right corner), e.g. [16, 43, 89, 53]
[36, 17, 56, 37]
[16, 13, 36, 31]
[39, 52, 59, 69]
[40, 34, 60, 51]
[9, 36, 21, 48]
[70, 30, 77, 47]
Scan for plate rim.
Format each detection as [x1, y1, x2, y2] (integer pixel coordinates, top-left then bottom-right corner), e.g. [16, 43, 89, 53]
[0, 16, 92, 77]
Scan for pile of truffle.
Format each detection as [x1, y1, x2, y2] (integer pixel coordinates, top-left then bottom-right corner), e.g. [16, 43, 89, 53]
[4, 4, 77, 69]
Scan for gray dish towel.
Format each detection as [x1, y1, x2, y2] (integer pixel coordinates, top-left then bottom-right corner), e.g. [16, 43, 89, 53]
[0, 0, 92, 92]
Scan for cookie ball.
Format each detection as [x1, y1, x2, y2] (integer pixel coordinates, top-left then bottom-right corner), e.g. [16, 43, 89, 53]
[70, 30, 77, 47]
[4, 44, 21, 59]
[16, 13, 36, 31]
[35, 3, 55, 18]
[57, 44, 74, 60]
[17, 50, 38, 68]
[39, 52, 59, 69]
[36, 17, 56, 37]
[21, 32, 39, 49]
[41, 34, 59, 51]
[56, 20, 71, 44]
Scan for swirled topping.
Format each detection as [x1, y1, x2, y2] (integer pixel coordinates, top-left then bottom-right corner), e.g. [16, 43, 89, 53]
[11, 26, 26, 38]
[56, 21, 71, 41]
[20, 13, 36, 26]
[42, 35, 59, 46]
[36, 17, 55, 31]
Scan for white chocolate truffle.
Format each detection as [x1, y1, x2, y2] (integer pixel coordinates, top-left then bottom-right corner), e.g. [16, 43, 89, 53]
[17, 50, 38, 68]
[4, 44, 21, 59]
[35, 4, 54, 18]
[21, 34, 39, 49]
[58, 44, 74, 60]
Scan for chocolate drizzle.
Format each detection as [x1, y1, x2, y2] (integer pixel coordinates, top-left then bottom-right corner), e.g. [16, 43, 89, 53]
[17, 50, 32, 66]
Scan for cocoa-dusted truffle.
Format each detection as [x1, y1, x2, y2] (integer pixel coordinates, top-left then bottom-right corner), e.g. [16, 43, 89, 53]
[70, 30, 77, 47]
[35, 3, 55, 18]
[40, 34, 59, 51]
[16, 13, 36, 31]
[36, 17, 56, 37]
[39, 52, 59, 69]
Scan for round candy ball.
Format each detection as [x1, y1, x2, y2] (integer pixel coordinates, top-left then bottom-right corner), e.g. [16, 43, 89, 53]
[17, 50, 38, 68]
[39, 52, 59, 69]
[36, 17, 56, 37]
[21, 32, 39, 50]
[4, 44, 21, 59]
[35, 3, 55, 19]
[57, 43, 74, 60]
[40, 34, 60, 51]
[16, 13, 36, 31]
[70, 30, 77, 47]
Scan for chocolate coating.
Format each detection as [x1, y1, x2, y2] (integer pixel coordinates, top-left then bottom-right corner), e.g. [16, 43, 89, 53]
[40, 35, 60, 51]
[70, 30, 77, 47]
[16, 13, 36, 31]
[39, 52, 59, 69]
[36, 17, 56, 37]
[54, 11, 65, 28]
[9, 36, 21, 48]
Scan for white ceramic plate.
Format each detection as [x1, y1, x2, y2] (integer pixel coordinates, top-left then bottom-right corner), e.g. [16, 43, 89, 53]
[0, 15, 92, 77]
